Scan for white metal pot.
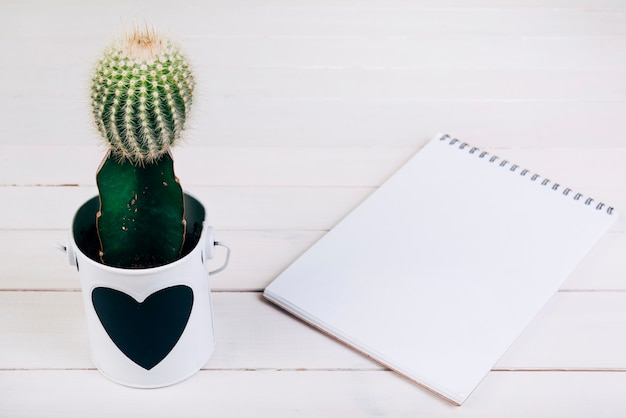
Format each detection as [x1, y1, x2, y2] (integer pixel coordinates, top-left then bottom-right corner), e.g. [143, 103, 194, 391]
[62, 193, 230, 388]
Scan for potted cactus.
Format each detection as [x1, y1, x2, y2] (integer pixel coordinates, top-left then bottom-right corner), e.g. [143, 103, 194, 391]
[63, 26, 229, 388]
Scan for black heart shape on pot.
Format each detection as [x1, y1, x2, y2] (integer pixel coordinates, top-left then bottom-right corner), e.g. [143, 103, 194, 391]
[92, 285, 194, 370]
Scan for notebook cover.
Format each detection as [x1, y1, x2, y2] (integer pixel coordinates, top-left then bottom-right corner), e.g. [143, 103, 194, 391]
[264, 133, 617, 405]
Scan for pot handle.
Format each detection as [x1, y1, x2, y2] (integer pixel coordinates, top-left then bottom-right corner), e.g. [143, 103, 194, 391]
[208, 241, 231, 275]
[56, 231, 77, 267]
[203, 226, 231, 275]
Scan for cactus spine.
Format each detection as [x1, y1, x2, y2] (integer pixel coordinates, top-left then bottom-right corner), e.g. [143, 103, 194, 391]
[91, 27, 194, 164]
[91, 27, 193, 268]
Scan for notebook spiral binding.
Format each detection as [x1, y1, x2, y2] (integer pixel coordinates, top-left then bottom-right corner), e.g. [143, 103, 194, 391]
[439, 134, 615, 215]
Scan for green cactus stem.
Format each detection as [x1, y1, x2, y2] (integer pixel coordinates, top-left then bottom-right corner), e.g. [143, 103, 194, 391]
[90, 27, 194, 269]
[96, 151, 186, 268]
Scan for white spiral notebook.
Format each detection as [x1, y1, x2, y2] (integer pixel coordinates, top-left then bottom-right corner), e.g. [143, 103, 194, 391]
[264, 133, 617, 405]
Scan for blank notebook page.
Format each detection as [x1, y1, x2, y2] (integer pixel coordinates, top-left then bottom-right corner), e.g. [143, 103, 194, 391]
[264, 133, 617, 405]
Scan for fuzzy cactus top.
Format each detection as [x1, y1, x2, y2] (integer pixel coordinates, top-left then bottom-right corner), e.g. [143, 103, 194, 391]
[91, 28, 194, 164]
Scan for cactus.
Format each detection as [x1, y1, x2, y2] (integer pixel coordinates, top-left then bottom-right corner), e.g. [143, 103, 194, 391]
[91, 27, 194, 163]
[90, 27, 193, 268]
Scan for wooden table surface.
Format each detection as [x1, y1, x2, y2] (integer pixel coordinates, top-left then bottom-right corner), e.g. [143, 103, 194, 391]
[2, 1, 626, 416]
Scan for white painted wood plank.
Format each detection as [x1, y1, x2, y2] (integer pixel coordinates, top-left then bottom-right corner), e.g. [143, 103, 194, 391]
[8, 67, 626, 102]
[3, 291, 626, 371]
[254, 0, 626, 8]
[0, 229, 324, 291]
[5, 37, 626, 73]
[1, 183, 622, 232]
[3, 99, 626, 148]
[0, 230, 624, 292]
[0, 291, 93, 369]
[0, 186, 372, 231]
[1, 369, 625, 417]
[0, 187, 99, 230]
[199, 68, 626, 102]
[71, 35, 626, 72]
[195, 98, 626, 148]
[1, 146, 624, 194]
[0, 291, 375, 371]
[4, 3, 626, 39]
[146, 9, 626, 39]
[0, 230, 77, 290]
[209, 293, 378, 371]
[3, 0, 626, 16]
[0, 145, 412, 187]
